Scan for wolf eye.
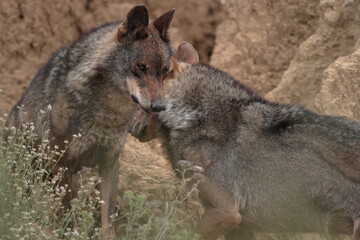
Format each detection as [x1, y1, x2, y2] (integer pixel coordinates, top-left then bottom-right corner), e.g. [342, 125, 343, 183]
[137, 63, 148, 72]
[163, 66, 169, 75]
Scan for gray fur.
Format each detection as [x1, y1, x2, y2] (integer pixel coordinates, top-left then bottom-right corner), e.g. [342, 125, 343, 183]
[132, 63, 360, 238]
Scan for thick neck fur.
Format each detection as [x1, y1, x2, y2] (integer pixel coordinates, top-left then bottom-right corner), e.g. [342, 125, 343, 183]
[157, 64, 305, 163]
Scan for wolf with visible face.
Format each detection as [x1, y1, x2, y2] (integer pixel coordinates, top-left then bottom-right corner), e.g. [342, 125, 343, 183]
[4, 5, 174, 239]
[130, 43, 360, 240]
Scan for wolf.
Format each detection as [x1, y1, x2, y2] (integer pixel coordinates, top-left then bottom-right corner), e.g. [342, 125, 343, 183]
[130, 42, 360, 240]
[4, 5, 175, 239]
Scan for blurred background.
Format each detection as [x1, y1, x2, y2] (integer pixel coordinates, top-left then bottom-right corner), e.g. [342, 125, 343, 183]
[1, 0, 360, 239]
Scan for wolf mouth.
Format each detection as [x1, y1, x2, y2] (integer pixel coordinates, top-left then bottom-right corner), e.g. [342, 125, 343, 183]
[143, 107, 159, 115]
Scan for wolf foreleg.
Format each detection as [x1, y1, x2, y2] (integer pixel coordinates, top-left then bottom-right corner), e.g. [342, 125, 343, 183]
[99, 154, 119, 240]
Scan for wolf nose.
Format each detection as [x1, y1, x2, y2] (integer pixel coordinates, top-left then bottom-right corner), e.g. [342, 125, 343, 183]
[150, 101, 166, 112]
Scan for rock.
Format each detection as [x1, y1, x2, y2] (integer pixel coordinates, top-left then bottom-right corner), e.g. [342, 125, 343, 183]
[211, 0, 319, 95]
[315, 40, 360, 120]
[266, 0, 360, 113]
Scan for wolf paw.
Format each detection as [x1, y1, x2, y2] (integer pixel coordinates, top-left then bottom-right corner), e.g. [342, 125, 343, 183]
[177, 160, 206, 182]
[178, 160, 205, 173]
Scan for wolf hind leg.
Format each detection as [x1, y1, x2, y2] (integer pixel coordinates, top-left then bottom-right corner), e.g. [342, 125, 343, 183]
[196, 177, 241, 240]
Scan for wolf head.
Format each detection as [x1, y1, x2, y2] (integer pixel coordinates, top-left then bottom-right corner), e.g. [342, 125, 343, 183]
[115, 5, 175, 113]
[130, 42, 199, 141]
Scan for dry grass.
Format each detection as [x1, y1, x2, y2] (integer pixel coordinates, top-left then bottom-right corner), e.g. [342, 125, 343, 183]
[0, 113, 200, 240]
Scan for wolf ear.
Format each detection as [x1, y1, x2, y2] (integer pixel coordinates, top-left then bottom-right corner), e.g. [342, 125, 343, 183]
[152, 9, 175, 42]
[176, 42, 199, 64]
[168, 42, 199, 75]
[118, 5, 149, 40]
